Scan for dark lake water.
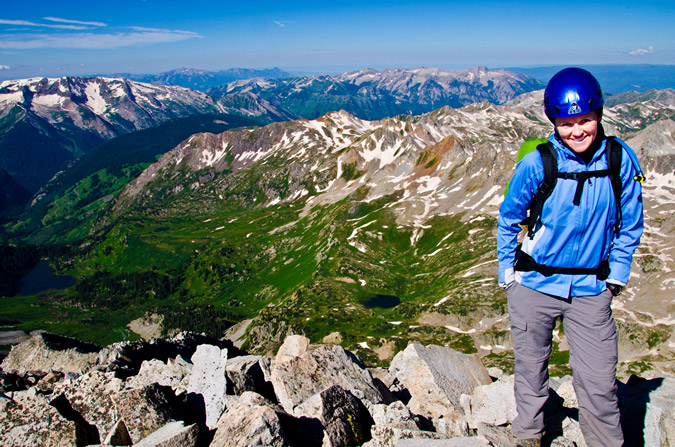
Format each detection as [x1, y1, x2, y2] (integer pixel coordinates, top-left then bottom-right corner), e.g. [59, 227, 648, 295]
[360, 294, 401, 309]
[15, 262, 77, 296]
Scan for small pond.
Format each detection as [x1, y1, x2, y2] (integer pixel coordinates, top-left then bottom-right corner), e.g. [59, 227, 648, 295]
[360, 294, 401, 309]
[15, 262, 77, 296]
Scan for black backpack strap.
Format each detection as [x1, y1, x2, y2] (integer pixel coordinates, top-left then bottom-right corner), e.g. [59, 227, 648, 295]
[527, 142, 557, 237]
[515, 251, 610, 280]
[606, 136, 624, 233]
[557, 169, 611, 205]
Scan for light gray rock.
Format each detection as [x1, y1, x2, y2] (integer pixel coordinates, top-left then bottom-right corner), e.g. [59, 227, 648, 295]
[622, 376, 675, 447]
[0, 332, 100, 375]
[125, 356, 192, 394]
[476, 423, 519, 447]
[460, 375, 517, 428]
[432, 417, 470, 438]
[210, 391, 288, 447]
[110, 383, 182, 444]
[133, 421, 199, 447]
[0, 389, 81, 447]
[270, 341, 388, 413]
[554, 378, 578, 409]
[103, 419, 133, 446]
[396, 437, 490, 447]
[225, 354, 275, 400]
[187, 344, 228, 429]
[559, 417, 586, 447]
[275, 334, 310, 363]
[294, 385, 374, 447]
[362, 425, 449, 447]
[387, 343, 492, 420]
[52, 370, 125, 440]
[369, 401, 420, 430]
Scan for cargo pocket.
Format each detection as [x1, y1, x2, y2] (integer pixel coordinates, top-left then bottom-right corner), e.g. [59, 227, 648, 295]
[509, 318, 529, 360]
[588, 317, 618, 374]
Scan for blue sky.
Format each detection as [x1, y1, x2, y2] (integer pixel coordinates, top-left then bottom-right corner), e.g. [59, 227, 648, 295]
[1, 0, 673, 80]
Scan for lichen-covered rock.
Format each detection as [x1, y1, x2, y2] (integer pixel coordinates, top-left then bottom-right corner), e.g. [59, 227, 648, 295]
[210, 391, 288, 447]
[369, 401, 420, 431]
[396, 437, 490, 446]
[187, 344, 228, 429]
[110, 384, 182, 443]
[362, 425, 449, 447]
[52, 370, 125, 440]
[225, 354, 275, 400]
[271, 339, 389, 413]
[275, 334, 310, 363]
[294, 385, 374, 447]
[460, 375, 516, 428]
[0, 332, 100, 375]
[387, 343, 491, 420]
[125, 356, 192, 394]
[133, 420, 199, 447]
[0, 390, 81, 447]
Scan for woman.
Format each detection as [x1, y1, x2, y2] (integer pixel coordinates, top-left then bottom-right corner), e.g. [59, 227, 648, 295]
[497, 67, 644, 447]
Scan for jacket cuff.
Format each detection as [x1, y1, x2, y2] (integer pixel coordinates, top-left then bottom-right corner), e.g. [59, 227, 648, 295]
[606, 278, 626, 287]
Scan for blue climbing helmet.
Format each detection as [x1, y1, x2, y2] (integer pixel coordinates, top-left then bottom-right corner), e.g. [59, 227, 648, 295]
[544, 67, 604, 120]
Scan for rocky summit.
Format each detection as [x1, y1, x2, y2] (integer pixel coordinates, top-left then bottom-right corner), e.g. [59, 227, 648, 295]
[1, 332, 673, 447]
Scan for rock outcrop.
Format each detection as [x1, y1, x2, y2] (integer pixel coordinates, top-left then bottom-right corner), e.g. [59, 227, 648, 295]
[1, 332, 673, 447]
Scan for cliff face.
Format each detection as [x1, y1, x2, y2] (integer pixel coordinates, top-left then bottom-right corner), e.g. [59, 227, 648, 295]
[1, 332, 673, 447]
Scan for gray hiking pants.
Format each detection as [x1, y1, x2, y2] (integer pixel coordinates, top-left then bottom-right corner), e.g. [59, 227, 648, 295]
[507, 282, 623, 447]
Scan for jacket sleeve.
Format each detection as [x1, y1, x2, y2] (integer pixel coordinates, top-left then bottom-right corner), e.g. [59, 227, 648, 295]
[497, 151, 544, 284]
[608, 141, 644, 285]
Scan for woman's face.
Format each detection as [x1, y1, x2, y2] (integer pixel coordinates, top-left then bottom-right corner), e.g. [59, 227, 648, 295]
[554, 111, 599, 153]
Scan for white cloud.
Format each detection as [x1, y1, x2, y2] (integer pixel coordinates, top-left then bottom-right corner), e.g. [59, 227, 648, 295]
[629, 46, 654, 56]
[273, 21, 296, 28]
[0, 64, 9, 70]
[0, 29, 202, 50]
[0, 18, 90, 30]
[43, 17, 108, 28]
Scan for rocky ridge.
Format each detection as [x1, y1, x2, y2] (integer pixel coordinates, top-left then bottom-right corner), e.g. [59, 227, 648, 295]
[1, 332, 672, 447]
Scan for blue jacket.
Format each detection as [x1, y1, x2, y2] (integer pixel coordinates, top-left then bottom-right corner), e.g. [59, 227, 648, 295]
[498, 134, 644, 298]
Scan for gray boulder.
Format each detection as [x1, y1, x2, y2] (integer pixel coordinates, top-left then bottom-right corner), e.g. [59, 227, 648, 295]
[294, 384, 374, 447]
[0, 332, 100, 375]
[134, 420, 199, 447]
[187, 344, 228, 429]
[396, 438, 490, 446]
[210, 391, 288, 447]
[109, 384, 182, 443]
[621, 376, 675, 447]
[460, 375, 517, 428]
[387, 343, 491, 420]
[270, 336, 389, 413]
[125, 356, 192, 394]
[51, 370, 124, 440]
[363, 426, 450, 447]
[0, 389, 81, 447]
[225, 354, 275, 400]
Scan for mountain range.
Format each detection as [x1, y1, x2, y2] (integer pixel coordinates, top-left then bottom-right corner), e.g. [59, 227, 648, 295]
[2, 81, 672, 379]
[0, 65, 673, 380]
[209, 66, 545, 120]
[122, 67, 294, 91]
[0, 76, 299, 195]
